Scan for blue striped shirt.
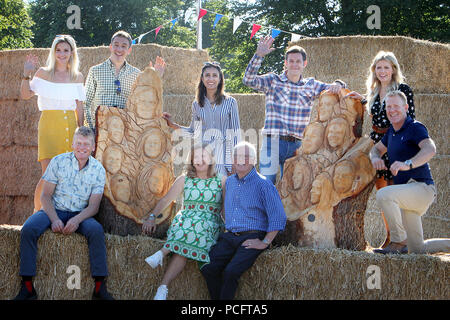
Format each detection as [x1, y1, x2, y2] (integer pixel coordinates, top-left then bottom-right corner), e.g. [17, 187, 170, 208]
[181, 95, 241, 175]
[224, 167, 286, 233]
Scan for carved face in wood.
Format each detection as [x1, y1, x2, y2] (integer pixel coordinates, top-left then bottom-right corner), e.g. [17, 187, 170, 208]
[292, 160, 307, 189]
[318, 94, 339, 122]
[310, 172, 332, 207]
[129, 86, 160, 119]
[103, 145, 123, 174]
[302, 123, 324, 154]
[110, 173, 131, 203]
[148, 166, 168, 196]
[326, 118, 348, 149]
[107, 115, 125, 144]
[333, 160, 355, 193]
[141, 129, 165, 159]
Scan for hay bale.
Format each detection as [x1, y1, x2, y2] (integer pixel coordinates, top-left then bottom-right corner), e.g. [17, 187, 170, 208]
[0, 44, 209, 100]
[0, 145, 40, 196]
[291, 36, 450, 94]
[0, 195, 33, 225]
[0, 225, 448, 300]
[0, 99, 39, 147]
[414, 94, 450, 155]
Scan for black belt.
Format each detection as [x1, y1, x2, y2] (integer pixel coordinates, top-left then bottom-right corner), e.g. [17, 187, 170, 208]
[225, 230, 262, 236]
[266, 134, 301, 143]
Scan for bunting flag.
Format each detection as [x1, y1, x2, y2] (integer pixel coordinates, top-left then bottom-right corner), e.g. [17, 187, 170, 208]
[155, 25, 162, 39]
[198, 8, 207, 20]
[170, 18, 178, 30]
[233, 17, 243, 34]
[131, 7, 308, 46]
[250, 24, 261, 39]
[291, 33, 301, 42]
[271, 29, 281, 38]
[213, 14, 223, 29]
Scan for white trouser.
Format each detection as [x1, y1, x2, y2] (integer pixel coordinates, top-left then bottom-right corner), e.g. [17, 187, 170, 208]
[376, 180, 450, 254]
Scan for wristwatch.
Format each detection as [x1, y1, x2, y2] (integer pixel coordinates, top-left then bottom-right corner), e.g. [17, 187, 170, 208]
[262, 238, 270, 246]
[404, 159, 413, 170]
[148, 213, 156, 221]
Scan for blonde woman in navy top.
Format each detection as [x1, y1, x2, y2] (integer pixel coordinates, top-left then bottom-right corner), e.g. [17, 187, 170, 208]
[346, 51, 415, 248]
[163, 62, 241, 176]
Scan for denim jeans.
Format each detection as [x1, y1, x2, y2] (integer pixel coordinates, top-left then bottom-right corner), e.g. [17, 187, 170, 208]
[259, 135, 302, 184]
[19, 209, 108, 277]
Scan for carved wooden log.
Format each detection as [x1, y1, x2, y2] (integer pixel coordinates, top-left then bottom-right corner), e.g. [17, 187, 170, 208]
[94, 66, 175, 237]
[276, 89, 375, 249]
[332, 180, 375, 250]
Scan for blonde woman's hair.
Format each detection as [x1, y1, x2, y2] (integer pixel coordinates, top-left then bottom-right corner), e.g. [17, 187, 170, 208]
[365, 51, 405, 109]
[184, 144, 217, 179]
[45, 35, 80, 81]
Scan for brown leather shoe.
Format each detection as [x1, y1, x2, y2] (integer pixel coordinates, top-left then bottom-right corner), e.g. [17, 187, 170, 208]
[373, 242, 408, 254]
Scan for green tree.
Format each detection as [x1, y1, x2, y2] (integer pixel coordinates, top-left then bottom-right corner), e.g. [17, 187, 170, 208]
[29, 0, 197, 48]
[207, 0, 449, 92]
[0, 0, 34, 50]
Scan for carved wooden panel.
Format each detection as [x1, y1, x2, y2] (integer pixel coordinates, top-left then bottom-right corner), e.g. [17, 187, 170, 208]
[95, 67, 175, 228]
[277, 89, 375, 249]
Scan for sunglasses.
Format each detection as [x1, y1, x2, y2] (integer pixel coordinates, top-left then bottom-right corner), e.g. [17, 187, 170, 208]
[114, 80, 121, 95]
[203, 61, 221, 69]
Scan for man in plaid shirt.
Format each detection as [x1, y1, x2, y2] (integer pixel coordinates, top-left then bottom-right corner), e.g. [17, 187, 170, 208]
[243, 35, 346, 184]
[84, 30, 165, 130]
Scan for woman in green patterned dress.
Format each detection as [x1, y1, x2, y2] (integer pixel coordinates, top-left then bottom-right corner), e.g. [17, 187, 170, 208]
[142, 145, 226, 300]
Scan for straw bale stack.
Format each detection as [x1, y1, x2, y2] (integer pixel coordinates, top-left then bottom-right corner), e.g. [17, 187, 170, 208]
[0, 99, 40, 147]
[291, 36, 450, 94]
[0, 43, 208, 100]
[1, 225, 448, 300]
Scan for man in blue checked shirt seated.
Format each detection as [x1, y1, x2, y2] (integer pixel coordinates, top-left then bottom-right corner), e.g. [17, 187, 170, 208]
[200, 141, 286, 300]
[14, 127, 114, 300]
[243, 35, 346, 184]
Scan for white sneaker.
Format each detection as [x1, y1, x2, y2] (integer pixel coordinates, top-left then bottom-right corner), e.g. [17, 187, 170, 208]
[154, 285, 168, 300]
[145, 250, 163, 269]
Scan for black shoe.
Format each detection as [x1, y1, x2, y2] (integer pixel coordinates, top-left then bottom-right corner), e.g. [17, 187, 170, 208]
[92, 281, 115, 300]
[373, 244, 408, 255]
[13, 281, 37, 300]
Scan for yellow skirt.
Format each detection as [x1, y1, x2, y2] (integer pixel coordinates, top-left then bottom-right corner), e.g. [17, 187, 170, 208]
[38, 110, 78, 162]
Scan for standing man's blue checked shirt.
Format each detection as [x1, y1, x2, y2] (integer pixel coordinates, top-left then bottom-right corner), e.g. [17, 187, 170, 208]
[243, 54, 341, 139]
[224, 167, 286, 233]
[42, 152, 106, 212]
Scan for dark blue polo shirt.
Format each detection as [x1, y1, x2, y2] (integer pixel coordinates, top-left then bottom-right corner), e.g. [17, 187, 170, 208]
[381, 116, 434, 185]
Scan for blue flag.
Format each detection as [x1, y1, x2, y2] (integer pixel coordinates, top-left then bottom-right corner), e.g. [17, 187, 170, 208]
[271, 29, 281, 38]
[213, 14, 223, 29]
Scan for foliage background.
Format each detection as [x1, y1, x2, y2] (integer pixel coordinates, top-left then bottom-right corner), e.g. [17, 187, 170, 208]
[1, 0, 448, 92]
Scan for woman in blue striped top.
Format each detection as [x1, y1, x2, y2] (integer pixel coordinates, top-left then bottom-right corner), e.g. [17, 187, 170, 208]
[163, 62, 241, 176]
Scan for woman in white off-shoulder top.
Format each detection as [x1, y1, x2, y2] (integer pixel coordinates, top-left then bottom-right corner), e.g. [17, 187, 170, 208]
[20, 35, 86, 213]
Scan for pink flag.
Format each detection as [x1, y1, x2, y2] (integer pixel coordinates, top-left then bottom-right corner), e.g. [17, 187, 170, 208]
[250, 24, 261, 39]
[198, 8, 207, 20]
[155, 25, 162, 39]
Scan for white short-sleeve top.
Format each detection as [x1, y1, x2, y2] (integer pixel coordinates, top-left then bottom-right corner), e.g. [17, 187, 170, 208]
[29, 77, 86, 111]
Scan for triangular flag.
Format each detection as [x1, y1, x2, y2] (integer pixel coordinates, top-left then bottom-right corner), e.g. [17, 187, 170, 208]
[291, 33, 301, 42]
[170, 18, 178, 30]
[233, 18, 242, 34]
[198, 8, 207, 20]
[137, 33, 146, 44]
[271, 29, 281, 38]
[250, 24, 261, 39]
[213, 14, 223, 29]
[155, 26, 162, 39]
